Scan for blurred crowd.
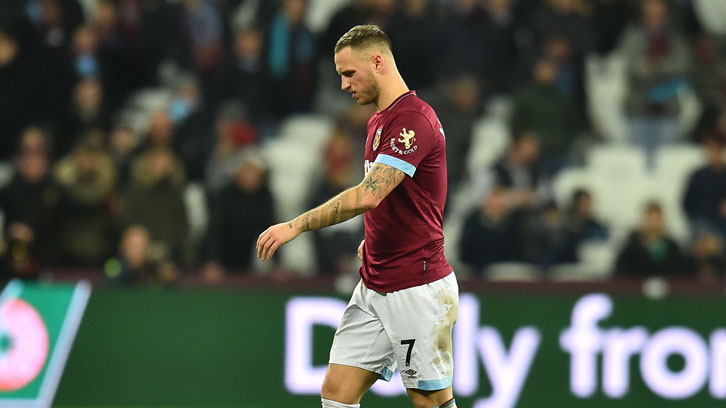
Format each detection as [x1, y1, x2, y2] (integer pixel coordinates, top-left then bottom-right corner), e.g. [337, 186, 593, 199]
[0, 0, 724, 286]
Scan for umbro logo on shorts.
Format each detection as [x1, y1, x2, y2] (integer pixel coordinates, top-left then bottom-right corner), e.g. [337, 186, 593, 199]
[403, 369, 418, 378]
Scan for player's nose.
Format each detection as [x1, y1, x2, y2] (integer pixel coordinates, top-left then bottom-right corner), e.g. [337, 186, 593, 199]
[341, 77, 350, 91]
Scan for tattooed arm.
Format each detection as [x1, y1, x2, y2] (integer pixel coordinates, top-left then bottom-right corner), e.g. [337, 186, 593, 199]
[256, 163, 406, 260]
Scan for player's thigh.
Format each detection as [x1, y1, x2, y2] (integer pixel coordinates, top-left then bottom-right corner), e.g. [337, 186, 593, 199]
[327, 281, 397, 401]
[406, 386, 454, 408]
[321, 363, 380, 404]
[379, 272, 459, 391]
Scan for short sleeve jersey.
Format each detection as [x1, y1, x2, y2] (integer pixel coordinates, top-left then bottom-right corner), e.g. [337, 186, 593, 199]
[361, 90, 452, 292]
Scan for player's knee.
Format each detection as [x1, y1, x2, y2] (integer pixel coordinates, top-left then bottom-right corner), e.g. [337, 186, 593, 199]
[407, 391, 434, 408]
[321, 374, 349, 401]
[320, 376, 339, 400]
[406, 388, 454, 408]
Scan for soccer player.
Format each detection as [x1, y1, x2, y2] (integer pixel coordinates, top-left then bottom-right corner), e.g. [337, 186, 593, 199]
[256, 25, 458, 408]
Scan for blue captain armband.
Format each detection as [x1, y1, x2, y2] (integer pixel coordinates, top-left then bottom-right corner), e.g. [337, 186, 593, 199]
[375, 154, 416, 177]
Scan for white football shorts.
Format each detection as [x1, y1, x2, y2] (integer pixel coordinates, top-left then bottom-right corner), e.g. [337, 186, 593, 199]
[329, 271, 458, 390]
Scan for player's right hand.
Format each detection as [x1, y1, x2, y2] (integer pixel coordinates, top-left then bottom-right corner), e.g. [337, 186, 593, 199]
[357, 239, 364, 261]
[256, 222, 302, 261]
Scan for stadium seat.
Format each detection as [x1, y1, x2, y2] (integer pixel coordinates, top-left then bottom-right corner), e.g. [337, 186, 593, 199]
[653, 144, 705, 201]
[587, 169, 657, 232]
[485, 262, 540, 281]
[577, 241, 617, 279]
[278, 114, 334, 145]
[442, 210, 466, 276]
[127, 88, 173, 112]
[585, 53, 628, 143]
[694, 0, 726, 34]
[0, 161, 14, 189]
[183, 182, 209, 245]
[587, 143, 648, 179]
[465, 114, 510, 180]
[306, 0, 350, 33]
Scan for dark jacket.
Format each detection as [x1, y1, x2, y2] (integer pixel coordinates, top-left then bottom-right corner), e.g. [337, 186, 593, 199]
[460, 208, 526, 272]
[615, 232, 688, 277]
[204, 181, 275, 271]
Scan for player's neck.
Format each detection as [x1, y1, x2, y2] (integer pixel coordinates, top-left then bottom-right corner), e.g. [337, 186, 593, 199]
[375, 74, 409, 112]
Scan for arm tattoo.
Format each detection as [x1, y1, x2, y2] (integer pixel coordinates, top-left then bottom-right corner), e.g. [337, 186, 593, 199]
[331, 199, 341, 224]
[364, 175, 382, 194]
[296, 164, 404, 232]
[363, 164, 405, 199]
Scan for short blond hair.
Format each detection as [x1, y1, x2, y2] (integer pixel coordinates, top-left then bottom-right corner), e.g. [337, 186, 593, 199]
[334, 24, 392, 54]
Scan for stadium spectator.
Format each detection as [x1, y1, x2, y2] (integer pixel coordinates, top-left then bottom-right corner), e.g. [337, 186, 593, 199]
[689, 32, 726, 96]
[690, 34, 726, 143]
[205, 102, 258, 193]
[386, 0, 437, 90]
[22, 0, 80, 127]
[525, 0, 594, 61]
[436, 0, 489, 83]
[169, 76, 215, 181]
[682, 136, 726, 241]
[539, 34, 583, 103]
[112, 0, 156, 89]
[479, 0, 520, 94]
[459, 186, 526, 273]
[121, 146, 189, 265]
[91, 0, 138, 111]
[156, 0, 227, 77]
[566, 188, 609, 245]
[108, 122, 141, 188]
[525, 187, 609, 272]
[525, 200, 577, 270]
[618, 0, 691, 166]
[222, 26, 271, 126]
[308, 131, 363, 276]
[591, 0, 635, 56]
[57, 78, 110, 158]
[144, 109, 176, 149]
[0, 128, 60, 279]
[511, 58, 584, 175]
[685, 230, 726, 282]
[615, 201, 688, 277]
[320, 0, 376, 55]
[265, 0, 317, 117]
[202, 154, 275, 276]
[55, 133, 118, 268]
[24, 0, 85, 54]
[335, 103, 376, 165]
[70, 24, 102, 80]
[104, 224, 178, 286]
[471, 130, 544, 212]
[0, 27, 34, 159]
[425, 74, 481, 194]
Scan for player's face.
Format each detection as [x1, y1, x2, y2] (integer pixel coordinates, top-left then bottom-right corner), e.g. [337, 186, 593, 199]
[334, 46, 379, 106]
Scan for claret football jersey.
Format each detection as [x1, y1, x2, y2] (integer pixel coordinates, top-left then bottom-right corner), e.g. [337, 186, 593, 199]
[361, 90, 452, 292]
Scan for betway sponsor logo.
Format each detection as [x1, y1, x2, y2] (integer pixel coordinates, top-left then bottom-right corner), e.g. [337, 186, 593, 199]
[284, 294, 726, 407]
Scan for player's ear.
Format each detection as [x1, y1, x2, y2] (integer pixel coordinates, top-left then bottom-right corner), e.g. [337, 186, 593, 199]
[372, 54, 385, 73]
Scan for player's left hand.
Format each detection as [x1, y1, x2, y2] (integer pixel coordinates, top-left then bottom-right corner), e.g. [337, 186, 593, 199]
[256, 222, 302, 261]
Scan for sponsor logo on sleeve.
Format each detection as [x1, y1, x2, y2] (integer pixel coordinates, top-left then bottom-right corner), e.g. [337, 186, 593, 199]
[391, 128, 417, 155]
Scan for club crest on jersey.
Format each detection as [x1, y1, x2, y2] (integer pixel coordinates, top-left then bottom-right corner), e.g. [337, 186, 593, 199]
[391, 128, 417, 155]
[373, 128, 382, 151]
